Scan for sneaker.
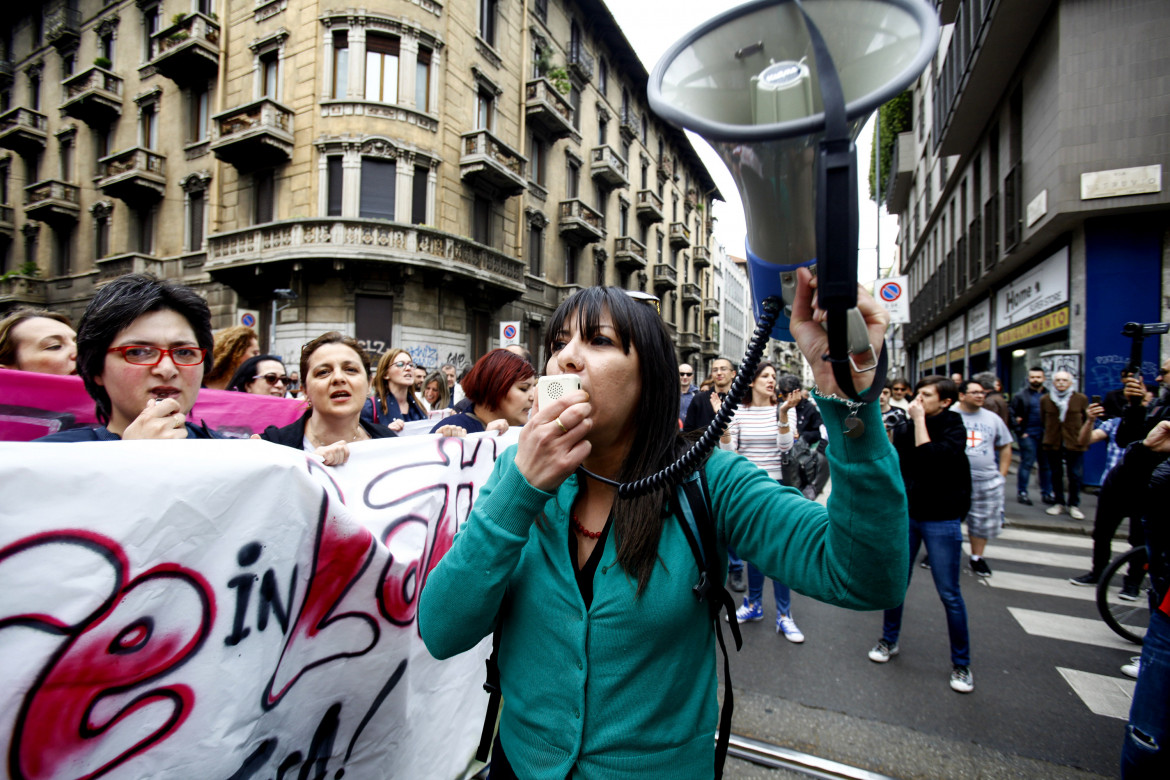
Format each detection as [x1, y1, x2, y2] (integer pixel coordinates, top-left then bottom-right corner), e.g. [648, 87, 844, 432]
[868, 639, 899, 663]
[969, 557, 992, 577]
[1069, 572, 1099, 586]
[919, 555, 931, 569]
[1046, 504, 1066, 516]
[1069, 506, 1086, 521]
[950, 665, 974, 693]
[1042, 494, 1057, 505]
[1017, 492, 1034, 506]
[728, 569, 747, 593]
[777, 614, 805, 643]
[1119, 584, 1142, 602]
[735, 600, 763, 623]
[1121, 657, 1141, 679]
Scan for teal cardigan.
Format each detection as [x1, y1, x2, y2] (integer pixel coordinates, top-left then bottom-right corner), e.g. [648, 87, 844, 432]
[419, 398, 907, 779]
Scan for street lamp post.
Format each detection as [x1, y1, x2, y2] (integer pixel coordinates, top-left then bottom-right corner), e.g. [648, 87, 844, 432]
[271, 288, 298, 357]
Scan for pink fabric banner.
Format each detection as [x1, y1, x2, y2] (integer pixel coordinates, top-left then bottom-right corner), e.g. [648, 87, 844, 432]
[0, 370, 306, 441]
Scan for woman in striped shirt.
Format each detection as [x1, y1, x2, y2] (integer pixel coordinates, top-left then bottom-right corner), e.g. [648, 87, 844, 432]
[721, 361, 806, 642]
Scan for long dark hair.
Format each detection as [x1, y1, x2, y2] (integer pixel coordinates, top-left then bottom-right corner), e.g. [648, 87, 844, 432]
[744, 361, 777, 407]
[544, 286, 689, 595]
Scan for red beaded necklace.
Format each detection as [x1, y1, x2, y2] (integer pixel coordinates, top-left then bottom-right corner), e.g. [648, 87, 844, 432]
[571, 514, 603, 540]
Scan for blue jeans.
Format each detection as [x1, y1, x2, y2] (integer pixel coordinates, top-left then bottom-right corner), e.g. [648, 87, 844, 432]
[746, 562, 792, 615]
[1122, 608, 1170, 777]
[881, 517, 970, 666]
[728, 547, 743, 576]
[1049, 447, 1085, 508]
[1017, 431, 1053, 496]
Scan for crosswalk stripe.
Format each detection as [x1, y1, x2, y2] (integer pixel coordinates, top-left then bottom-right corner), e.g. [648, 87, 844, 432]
[997, 528, 1094, 550]
[964, 543, 1087, 570]
[980, 571, 1097, 602]
[1056, 668, 1136, 720]
[1008, 607, 1140, 652]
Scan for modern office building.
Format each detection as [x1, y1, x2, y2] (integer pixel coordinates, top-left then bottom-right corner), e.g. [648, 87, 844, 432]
[0, 0, 721, 373]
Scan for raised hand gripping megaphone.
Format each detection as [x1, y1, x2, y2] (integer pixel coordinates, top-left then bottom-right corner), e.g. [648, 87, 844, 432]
[648, 0, 939, 399]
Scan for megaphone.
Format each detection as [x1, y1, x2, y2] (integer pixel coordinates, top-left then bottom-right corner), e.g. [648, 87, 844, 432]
[648, 0, 939, 351]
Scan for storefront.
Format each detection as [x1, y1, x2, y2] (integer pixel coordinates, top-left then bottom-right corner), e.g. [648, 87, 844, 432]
[994, 246, 1071, 395]
[947, 317, 966, 378]
[967, 299, 992, 376]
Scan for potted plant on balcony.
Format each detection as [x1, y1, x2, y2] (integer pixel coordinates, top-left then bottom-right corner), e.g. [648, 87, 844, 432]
[93, 56, 112, 69]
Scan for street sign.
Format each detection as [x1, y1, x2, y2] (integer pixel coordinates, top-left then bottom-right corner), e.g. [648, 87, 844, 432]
[500, 321, 520, 346]
[238, 309, 259, 329]
[874, 276, 909, 324]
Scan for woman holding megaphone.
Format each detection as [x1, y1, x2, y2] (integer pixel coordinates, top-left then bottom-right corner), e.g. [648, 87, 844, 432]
[420, 269, 907, 779]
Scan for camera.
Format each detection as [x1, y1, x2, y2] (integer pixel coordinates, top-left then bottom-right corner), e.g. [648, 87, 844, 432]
[537, 375, 582, 410]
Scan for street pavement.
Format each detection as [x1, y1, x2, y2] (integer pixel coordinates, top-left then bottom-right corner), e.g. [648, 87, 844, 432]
[720, 468, 1138, 779]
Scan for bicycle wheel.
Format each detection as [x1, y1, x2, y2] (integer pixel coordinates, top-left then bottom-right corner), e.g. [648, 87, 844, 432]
[1096, 546, 1150, 645]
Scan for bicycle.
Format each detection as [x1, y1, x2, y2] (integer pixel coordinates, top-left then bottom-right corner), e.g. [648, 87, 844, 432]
[1096, 545, 1150, 645]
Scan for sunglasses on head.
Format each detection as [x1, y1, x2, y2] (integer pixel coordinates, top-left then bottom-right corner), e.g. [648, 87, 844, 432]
[254, 373, 291, 386]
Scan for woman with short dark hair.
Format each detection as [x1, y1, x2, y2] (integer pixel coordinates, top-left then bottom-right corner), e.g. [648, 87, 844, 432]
[420, 278, 908, 778]
[429, 349, 535, 434]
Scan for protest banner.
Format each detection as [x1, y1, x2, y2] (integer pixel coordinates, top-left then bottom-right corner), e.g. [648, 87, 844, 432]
[0, 431, 513, 779]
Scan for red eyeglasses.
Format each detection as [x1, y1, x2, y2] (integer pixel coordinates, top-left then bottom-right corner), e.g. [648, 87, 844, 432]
[107, 345, 207, 366]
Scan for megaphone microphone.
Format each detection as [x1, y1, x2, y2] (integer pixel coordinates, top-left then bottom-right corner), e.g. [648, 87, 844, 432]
[648, 0, 939, 399]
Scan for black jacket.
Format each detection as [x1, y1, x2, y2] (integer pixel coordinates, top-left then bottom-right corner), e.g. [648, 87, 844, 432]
[1009, 385, 1048, 437]
[891, 409, 971, 521]
[793, 398, 823, 447]
[682, 389, 723, 432]
[260, 411, 396, 449]
[1117, 388, 1170, 448]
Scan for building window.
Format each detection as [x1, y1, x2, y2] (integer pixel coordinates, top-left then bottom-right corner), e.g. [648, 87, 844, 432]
[53, 227, 72, 276]
[95, 214, 109, 259]
[640, 161, 648, 189]
[475, 88, 495, 130]
[100, 31, 115, 64]
[187, 190, 205, 250]
[260, 50, 279, 99]
[58, 137, 73, 182]
[365, 35, 399, 103]
[566, 158, 580, 199]
[140, 103, 158, 150]
[326, 156, 343, 216]
[528, 223, 544, 276]
[135, 207, 154, 255]
[360, 158, 396, 220]
[534, 0, 548, 24]
[479, 0, 497, 47]
[641, 114, 647, 143]
[332, 32, 348, 98]
[565, 244, 579, 285]
[189, 85, 210, 142]
[619, 203, 629, 236]
[620, 139, 630, 163]
[254, 170, 275, 224]
[598, 115, 607, 146]
[29, 72, 40, 111]
[570, 85, 581, 130]
[62, 52, 75, 77]
[599, 59, 608, 96]
[143, 5, 160, 60]
[527, 134, 545, 186]
[473, 195, 491, 245]
[411, 164, 428, 225]
[416, 46, 432, 112]
[657, 231, 663, 263]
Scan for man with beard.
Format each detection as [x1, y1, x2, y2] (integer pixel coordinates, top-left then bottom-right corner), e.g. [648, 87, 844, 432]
[1010, 367, 1054, 505]
[1041, 371, 1091, 519]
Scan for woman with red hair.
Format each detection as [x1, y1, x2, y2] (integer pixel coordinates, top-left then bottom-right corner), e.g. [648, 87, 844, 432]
[431, 348, 535, 434]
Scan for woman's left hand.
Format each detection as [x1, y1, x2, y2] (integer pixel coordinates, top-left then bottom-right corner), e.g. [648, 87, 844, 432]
[435, 424, 469, 438]
[779, 389, 800, 414]
[484, 419, 509, 435]
[388, 418, 405, 432]
[789, 267, 890, 398]
[315, 441, 350, 466]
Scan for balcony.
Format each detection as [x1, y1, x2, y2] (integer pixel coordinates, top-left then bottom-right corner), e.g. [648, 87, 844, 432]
[681, 282, 701, 307]
[701, 338, 719, 358]
[525, 78, 575, 141]
[460, 129, 527, 198]
[658, 156, 675, 182]
[211, 99, 294, 171]
[636, 189, 663, 223]
[692, 245, 710, 270]
[885, 132, 915, 214]
[558, 199, 604, 244]
[613, 236, 647, 272]
[24, 180, 81, 225]
[619, 108, 639, 142]
[703, 296, 720, 319]
[206, 219, 526, 300]
[97, 148, 166, 205]
[568, 44, 594, 82]
[60, 66, 123, 126]
[668, 221, 691, 249]
[0, 108, 49, 155]
[590, 145, 628, 188]
[0, 275, 47, 307]
[95, 252, 165, 284]
[652, 263, 677, 292]
[150, 12, 221, 87]
[679, 330, 700, 352]
[45, 5, 82, 50]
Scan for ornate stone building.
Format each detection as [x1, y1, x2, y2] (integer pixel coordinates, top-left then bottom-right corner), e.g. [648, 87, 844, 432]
[0, 0, 721, 372]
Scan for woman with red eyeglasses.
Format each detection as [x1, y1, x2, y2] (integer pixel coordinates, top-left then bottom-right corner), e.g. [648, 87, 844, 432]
[35, 274, 222, 442]
[226, 354, 291, 397]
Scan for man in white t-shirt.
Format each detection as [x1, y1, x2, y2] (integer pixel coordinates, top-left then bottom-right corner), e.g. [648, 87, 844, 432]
[956, 380, 1013, 577]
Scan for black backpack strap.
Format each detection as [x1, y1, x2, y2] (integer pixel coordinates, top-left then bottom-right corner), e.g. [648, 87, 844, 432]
[676, 470, 740, 780]
[476, 622, 503, 763]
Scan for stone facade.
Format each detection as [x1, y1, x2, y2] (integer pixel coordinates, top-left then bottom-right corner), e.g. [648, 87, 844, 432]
[0, 0, 721, 372]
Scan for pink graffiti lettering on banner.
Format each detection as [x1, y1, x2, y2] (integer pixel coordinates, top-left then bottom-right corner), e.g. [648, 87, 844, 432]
[0, 371, 305, 441]
[0, 530, 214, 780]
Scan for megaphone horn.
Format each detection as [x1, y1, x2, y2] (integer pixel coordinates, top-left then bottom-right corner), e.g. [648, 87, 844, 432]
[648, 0, 940, 394]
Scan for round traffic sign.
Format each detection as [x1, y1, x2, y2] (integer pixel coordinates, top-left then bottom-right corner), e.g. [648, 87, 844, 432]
[502, 324, 518, 340]
[240, 312, 257, 327]
[879, 282, 902, 302]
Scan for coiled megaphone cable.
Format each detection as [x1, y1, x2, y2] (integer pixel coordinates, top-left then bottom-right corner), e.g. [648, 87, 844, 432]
[577, 296, 783, 498]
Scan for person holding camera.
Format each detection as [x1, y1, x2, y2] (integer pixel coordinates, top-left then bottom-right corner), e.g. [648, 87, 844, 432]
[419, 274, 908, 779]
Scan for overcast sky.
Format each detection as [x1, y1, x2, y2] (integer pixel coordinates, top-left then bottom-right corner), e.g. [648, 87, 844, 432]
[608, 0, 902, 284]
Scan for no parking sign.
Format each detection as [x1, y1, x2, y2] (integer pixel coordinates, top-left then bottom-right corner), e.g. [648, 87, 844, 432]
[499, 321, 521, 346]
[874, 276, 909, 324]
